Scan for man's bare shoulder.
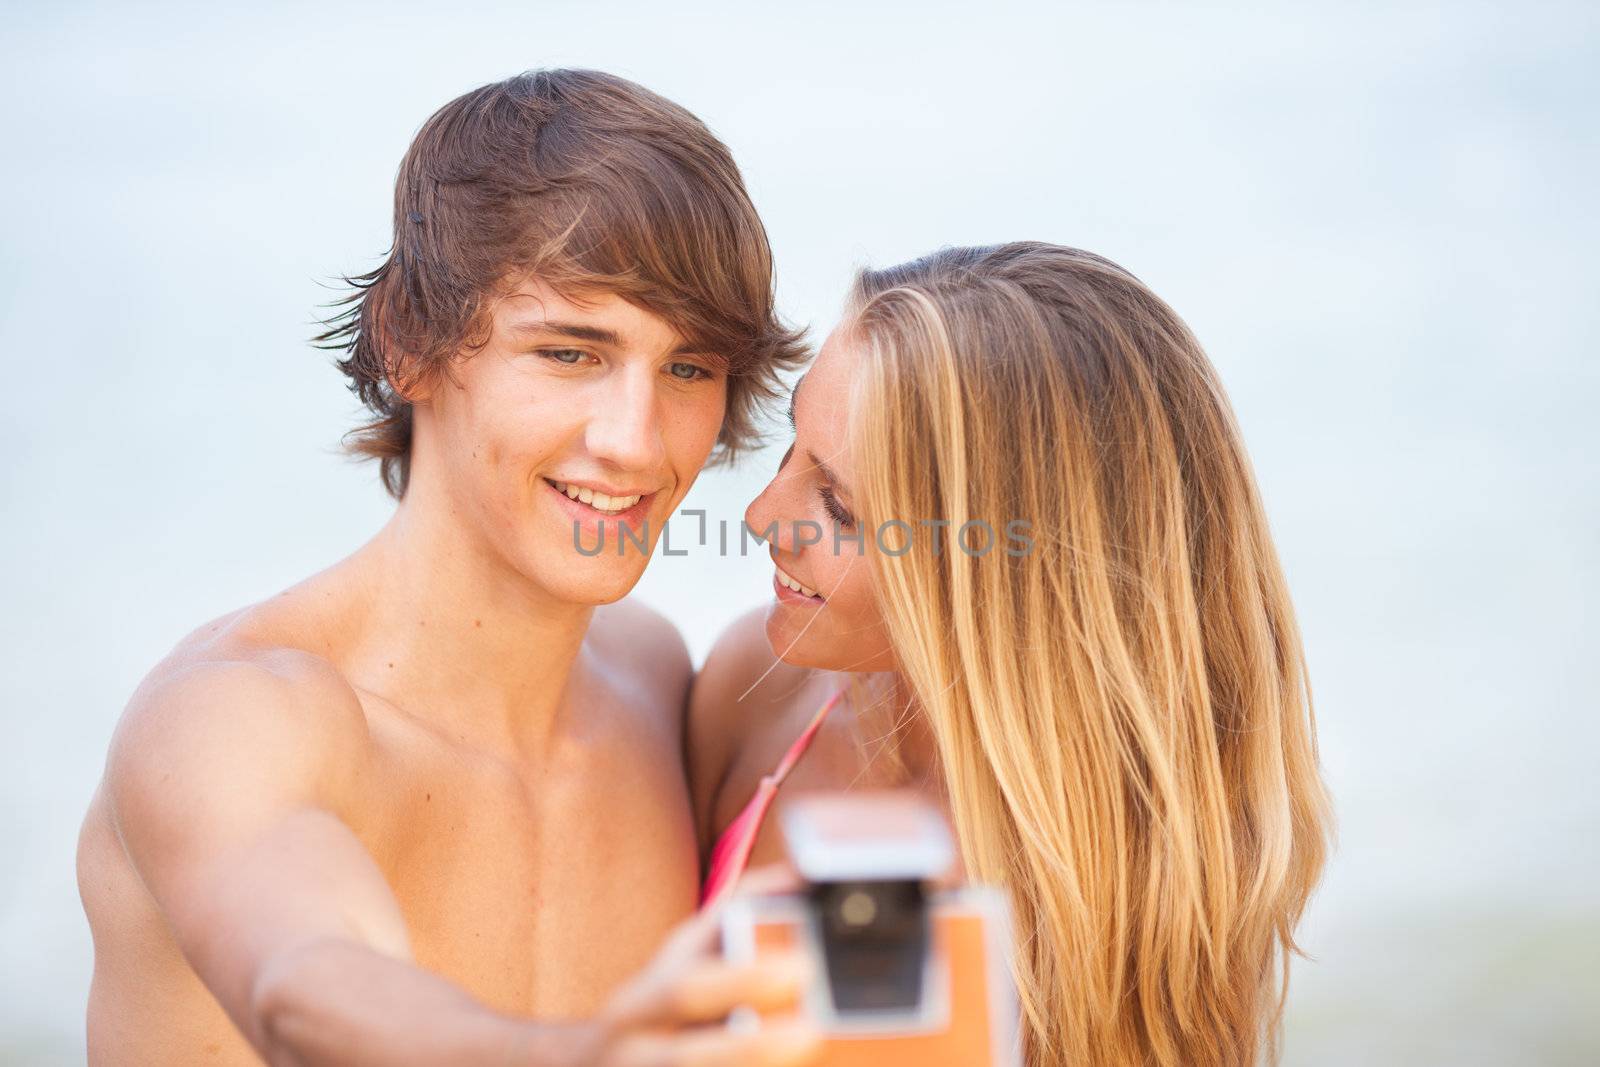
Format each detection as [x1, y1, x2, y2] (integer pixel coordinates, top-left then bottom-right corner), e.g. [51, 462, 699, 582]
[121, 639, 369, 748]
[587, 597, 694, 713]
[104, 631, 373, 855]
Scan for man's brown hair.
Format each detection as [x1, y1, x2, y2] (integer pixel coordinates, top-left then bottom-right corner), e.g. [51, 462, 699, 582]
[318, 69, 807, 497]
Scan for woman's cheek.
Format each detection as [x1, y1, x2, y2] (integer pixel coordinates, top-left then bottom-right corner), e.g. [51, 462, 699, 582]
[828, 566, 872, 627]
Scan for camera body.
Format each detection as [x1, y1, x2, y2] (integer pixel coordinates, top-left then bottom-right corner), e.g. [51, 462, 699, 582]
[720, 792, 1021, 1067]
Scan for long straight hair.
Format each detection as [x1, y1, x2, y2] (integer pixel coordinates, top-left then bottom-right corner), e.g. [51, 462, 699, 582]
[844, 243, 1332, 1067]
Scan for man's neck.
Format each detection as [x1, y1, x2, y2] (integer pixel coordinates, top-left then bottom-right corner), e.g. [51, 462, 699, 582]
[338, 488, 598, 758]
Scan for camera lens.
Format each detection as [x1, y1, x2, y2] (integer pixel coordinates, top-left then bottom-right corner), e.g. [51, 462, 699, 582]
[812, 879, 928, 1013]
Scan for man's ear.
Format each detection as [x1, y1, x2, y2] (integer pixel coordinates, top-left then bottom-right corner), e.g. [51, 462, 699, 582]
[373, 305, 434, 404]
[384, 348, 434, 405]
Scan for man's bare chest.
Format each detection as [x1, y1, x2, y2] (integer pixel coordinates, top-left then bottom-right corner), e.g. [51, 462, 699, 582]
[353, 714, 702, 1017]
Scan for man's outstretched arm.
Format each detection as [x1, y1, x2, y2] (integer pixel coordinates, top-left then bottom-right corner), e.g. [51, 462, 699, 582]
[104, 654, 817, 1067]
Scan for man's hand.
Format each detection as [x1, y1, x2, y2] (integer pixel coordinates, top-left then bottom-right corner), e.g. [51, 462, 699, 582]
[580, 900, 820, 1066]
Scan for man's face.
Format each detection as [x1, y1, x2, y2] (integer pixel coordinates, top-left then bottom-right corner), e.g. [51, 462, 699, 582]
[414, 276, 726, 605]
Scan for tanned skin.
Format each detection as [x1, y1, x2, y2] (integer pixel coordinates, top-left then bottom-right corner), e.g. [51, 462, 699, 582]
[77, 280, 819, 1067]
[687, 336, 946, 877]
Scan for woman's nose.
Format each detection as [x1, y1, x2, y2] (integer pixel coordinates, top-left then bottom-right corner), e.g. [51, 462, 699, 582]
[745, 471, 800, 554]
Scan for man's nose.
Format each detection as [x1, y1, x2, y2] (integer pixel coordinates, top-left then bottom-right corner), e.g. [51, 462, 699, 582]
[583, 366, 666, 472]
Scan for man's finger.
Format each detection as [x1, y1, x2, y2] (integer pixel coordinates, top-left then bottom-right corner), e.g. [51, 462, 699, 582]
[610, 1019, 822, 1067]
[650, 904, 725, 968]
[626, 952, 813, 1028]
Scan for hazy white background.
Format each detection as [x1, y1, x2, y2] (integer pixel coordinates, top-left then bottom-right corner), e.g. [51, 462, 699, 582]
[2, 2, 1595, 1063]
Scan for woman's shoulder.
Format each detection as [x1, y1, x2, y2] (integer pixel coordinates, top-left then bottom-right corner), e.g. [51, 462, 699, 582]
[686, 606, 833, 853]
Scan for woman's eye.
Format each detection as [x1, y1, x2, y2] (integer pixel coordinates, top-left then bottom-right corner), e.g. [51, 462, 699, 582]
[818, 485, 856, 530]
[541, 348, 588, 365]
[667, 361, 711, 381]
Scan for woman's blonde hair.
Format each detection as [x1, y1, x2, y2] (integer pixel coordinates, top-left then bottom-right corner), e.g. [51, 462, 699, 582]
[843, 243, 1332, 1067]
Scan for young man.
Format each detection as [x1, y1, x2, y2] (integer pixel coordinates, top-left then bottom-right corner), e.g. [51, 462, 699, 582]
[77, 70, 815, 1066]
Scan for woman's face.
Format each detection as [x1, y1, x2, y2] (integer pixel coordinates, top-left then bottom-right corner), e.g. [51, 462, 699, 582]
[745, 330, 898, 672]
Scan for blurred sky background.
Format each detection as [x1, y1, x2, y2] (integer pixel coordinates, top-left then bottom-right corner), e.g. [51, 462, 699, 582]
[2, 1, 1596, 1063]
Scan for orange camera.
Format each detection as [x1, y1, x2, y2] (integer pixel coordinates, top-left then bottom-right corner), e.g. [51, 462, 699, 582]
[720, 793, 1021, 1067]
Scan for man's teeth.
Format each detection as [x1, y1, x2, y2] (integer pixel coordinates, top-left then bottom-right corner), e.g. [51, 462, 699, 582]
[549, 480, 642, 514]
[775, 564, 820, 600]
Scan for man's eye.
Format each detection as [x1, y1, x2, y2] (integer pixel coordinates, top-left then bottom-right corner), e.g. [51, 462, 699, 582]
[668, 361, 711, 381]
[541, 348, 587, 365]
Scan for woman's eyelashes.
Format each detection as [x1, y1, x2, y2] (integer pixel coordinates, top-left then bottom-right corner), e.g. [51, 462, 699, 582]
[778, 439, 853, 527]
[818, 484, 856, 529]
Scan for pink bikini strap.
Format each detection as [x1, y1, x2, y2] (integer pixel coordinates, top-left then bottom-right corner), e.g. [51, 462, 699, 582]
[770, 686, 847, 785]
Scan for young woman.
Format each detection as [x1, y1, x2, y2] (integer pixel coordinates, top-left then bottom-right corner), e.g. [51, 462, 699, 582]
[689, 242, 1333, 1067]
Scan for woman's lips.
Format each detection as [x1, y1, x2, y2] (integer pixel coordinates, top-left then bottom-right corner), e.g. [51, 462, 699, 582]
[772, 563, 825, 604]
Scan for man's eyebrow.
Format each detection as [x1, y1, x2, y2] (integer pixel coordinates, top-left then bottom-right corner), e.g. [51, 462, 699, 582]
[506, 319, 703, 357]
[507, 319, 621, 345]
